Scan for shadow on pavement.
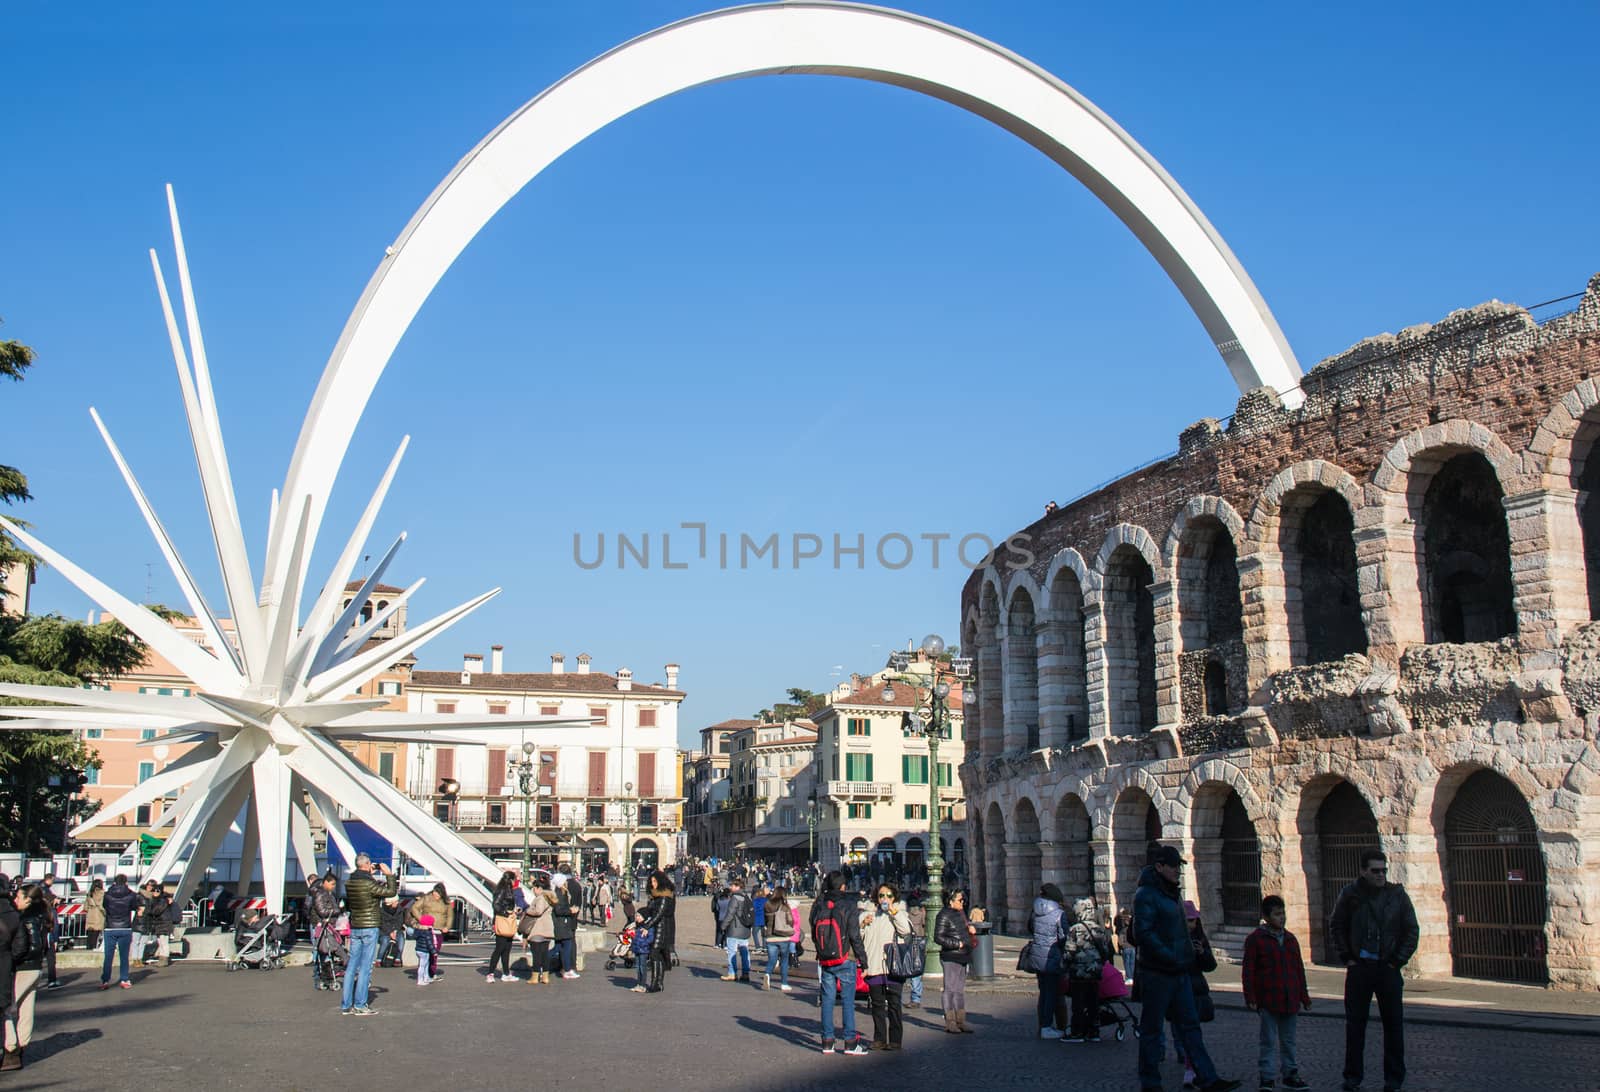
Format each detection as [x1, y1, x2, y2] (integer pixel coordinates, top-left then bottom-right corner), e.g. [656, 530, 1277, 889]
[24, 1028, 105, 1065]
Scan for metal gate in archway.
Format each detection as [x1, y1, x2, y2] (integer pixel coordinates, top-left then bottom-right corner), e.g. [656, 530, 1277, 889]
[1444, 771, 1549, 984]
[1220, 792, 1261, 927]
[1315, 782, 1379, 965]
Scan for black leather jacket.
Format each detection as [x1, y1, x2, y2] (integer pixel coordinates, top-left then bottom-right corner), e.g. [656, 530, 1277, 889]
[934, 907, 972, 965]
[1328, 881, 1419, 967]
[637, 892, 677, 954]
[102, 882, 143, 930]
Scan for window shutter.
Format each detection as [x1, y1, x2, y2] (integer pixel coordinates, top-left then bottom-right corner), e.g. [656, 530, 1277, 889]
[638, 708, 657, 728]
[866, 753, 873, 781]
[488, 748, 506, 794]
[637, 752, 656, 797]
[436, 747, 455, 781]
[588, 751, 607, 796]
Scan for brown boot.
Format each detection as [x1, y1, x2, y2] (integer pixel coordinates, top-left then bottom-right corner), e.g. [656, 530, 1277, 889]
[956, 1009, 975, 1034]
[0, 1047, 22, 1071]
[943, 1010, 961, 1034]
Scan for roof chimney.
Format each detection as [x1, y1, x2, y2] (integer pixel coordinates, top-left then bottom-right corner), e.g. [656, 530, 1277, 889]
[464, 653, 483, 675]
[664, 663, 679, 691]
[616, 667, 633, 692]
[490, 644, 504, 674]
[550, 653, 565, 675]
[576, 653, 592, 675]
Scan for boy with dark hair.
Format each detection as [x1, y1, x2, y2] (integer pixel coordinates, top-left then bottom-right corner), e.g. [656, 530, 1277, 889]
[1242, 894, 1311, 1091]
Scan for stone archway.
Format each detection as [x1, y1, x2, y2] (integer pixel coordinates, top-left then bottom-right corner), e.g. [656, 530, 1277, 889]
[983, 801, 1008, 930]
[1110, 785, 1162, 910]
[1048, 792, 1093, 901]
[1301, 778, 1381, 964]
[1010, 798, 1044, 933]
[1437, 768, 1550, 984]
[271, 0, 1305, 598]
[1191, 781, 1260, 933]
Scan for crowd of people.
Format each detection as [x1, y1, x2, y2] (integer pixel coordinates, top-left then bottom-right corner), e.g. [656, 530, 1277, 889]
[0, 844, 1423, 1087]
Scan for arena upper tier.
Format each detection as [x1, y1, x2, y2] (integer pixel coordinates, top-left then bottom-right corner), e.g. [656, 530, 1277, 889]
[958, 273, 1600, 988]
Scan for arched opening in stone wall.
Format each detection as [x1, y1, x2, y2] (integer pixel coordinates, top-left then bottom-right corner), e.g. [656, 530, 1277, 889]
[1281, 487, 1367, 666]
[1572, 417, 1600, 619]
[961, 614, 980, 757]
[978, 583, 1003, 758]
[1175, 516, 1245, 720]
[1045, 567, 1090, 745]
[1302, 778, 1380, 964]
[1111, 786, 1161, 910]
[1007, 587, 1040, 750]
[1012, 798, 1043, 932]
[1104, 546, 1157, 734]
[983, 801, 1008, 931]
[1419, 453, 1517, 644]
[1191, 782, 1261, 931]
[1439, 768, 1550, 984]
[1052, 793, 1093, 901]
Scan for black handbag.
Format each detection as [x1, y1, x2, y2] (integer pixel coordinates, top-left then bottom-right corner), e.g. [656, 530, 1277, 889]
[885, 936, 926, 979]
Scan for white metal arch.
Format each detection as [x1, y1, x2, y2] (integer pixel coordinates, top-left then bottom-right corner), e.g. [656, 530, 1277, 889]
[268, 0, 1304, 597]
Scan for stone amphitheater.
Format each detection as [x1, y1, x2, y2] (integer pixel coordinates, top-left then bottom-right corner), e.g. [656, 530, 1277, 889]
[957, 273, 1600, 989]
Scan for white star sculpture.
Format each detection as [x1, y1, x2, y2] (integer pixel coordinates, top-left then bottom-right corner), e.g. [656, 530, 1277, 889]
[0, 189, 585, 917]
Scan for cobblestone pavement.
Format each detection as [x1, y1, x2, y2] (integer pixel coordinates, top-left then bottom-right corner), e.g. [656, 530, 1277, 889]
[21, 897, 1600, 1090]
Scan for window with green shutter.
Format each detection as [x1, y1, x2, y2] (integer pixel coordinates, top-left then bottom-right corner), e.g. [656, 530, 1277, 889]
[901, 754, 929, 784]
[848, 803, 873, 819]
[846, 717, 871, 736]
[904, 803, 927, 820]
[845, 753, 874, 782]
[937, 763, 953, 787]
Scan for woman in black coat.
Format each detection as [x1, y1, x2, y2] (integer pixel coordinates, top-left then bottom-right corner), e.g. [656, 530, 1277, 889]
[4, 883, 49, 1071]
[486, 871, 519, 983]
[550, 881, 580, 979]
[633, 871, 677, 994]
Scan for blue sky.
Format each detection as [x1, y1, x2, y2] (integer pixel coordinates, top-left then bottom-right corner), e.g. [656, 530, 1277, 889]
[4, 1, 1597, 747]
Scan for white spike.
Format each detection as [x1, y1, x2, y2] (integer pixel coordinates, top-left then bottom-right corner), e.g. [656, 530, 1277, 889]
[261, 496, 313, 687]
[308, 532, 405, 680]
[71, 742, 218, 837]
[149, 250, 266, 673]
[88, 408, 243, 674]
[305, 785, 356, 870]
[330, 577, 424, 661]
[168, 776, 253, 909]
[305, 587, 499, 702]
[251, 749, 290, 914]
[288, 775, 320, 884]
[0, 519, 239, 694]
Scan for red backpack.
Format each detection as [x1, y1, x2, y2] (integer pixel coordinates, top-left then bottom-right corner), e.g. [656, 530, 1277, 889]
[812, 898, 848, 967]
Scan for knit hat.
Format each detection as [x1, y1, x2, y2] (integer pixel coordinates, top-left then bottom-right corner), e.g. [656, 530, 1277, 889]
[418, 913, 435, 927]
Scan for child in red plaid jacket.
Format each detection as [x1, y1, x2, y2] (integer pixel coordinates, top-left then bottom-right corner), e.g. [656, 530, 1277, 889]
[1242, 895, 1311, 1091]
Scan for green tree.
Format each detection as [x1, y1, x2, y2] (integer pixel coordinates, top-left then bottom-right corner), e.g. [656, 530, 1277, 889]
[0, 325, 146, 853]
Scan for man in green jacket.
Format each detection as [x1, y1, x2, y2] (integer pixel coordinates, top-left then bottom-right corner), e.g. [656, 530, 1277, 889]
[341, 854, 397, 1016]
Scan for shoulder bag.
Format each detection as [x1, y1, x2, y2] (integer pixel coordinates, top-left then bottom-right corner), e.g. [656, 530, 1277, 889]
[493, 912, 517, 938]
[885, 934, 926, 979]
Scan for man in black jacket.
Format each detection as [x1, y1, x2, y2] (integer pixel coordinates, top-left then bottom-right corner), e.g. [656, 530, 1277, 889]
[98, 874, 142, 989]
[1132, 846, 1240, 1092]
[1329, 848, 1419, 1092]
[810, 870, 869, 1054]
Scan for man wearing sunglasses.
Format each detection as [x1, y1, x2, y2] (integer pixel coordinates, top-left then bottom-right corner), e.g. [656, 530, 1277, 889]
[1328, 849, 1419, 1092]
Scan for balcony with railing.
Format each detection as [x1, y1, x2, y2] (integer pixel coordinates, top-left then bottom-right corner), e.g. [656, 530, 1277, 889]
[823, 780, 895, 800]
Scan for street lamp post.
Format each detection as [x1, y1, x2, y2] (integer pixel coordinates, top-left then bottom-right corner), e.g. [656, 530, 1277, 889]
[510, 741, 537, 876]
[805, 797, 818, 865]
[881, 633, 970, 978]
[620, 780, 636, 891]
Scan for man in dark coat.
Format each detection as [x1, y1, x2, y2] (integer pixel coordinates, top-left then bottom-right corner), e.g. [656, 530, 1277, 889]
[1328, 848, 1419, 1092]
[98, 874, 142, 989]
[1132, 846, 1239, 1092]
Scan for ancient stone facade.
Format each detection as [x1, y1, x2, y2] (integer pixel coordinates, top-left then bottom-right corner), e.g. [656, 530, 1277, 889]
[959, 274, 1600, 989]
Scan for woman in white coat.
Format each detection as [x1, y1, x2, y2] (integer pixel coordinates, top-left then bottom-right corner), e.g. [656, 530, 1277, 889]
[860, 882, 913, 1051]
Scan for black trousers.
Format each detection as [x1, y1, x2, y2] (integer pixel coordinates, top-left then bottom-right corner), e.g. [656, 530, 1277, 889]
[1343, 961, 1405, 1088]
[869, 979, 904, 1045]
[1068, 976, 1100, 1037]
[489, 934, 514, 977]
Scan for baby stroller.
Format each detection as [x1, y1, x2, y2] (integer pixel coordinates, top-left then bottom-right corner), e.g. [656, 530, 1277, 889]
[1096, 960, 1139, 1041]
[605, 922, 638, 970]
[312, 919, 350, 989]
[227, 914, 292, 971]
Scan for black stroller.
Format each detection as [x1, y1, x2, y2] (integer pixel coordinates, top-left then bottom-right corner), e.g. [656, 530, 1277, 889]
[227, 913, 293, 971]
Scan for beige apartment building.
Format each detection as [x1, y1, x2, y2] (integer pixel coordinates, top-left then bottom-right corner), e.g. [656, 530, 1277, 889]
[725, 720, 818, 861]
[812, 659, 968, 877]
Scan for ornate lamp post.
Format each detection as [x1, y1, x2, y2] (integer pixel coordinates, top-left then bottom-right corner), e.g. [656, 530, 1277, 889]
[620, 779, 636, 891]
[881, 633, 970, 977]
[510, 740, 537, 875]
[805, 796, 818, 865]
[437, 777, 461, 829]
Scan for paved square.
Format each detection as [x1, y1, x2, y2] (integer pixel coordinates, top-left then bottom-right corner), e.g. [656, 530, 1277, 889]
[24, 898, 1600, 1090]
